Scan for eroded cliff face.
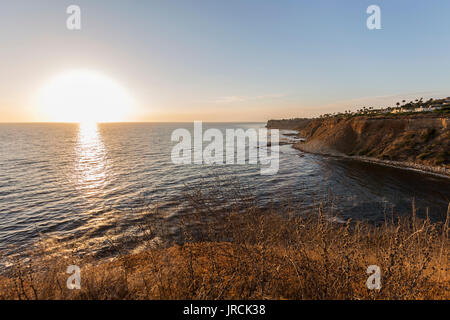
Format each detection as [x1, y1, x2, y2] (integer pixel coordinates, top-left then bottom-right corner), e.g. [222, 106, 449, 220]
[294, 117, 450, 169]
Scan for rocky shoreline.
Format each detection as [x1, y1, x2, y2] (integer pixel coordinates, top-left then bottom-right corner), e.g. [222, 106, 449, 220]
[271, 115, 449, 178]
[293, 140, 450, 178]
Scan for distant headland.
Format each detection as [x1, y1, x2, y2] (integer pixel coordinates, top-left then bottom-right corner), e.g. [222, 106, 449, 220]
[267, 97, 450, 177]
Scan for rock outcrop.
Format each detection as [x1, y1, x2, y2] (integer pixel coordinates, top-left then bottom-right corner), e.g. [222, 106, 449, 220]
[292, 116, 449, 175]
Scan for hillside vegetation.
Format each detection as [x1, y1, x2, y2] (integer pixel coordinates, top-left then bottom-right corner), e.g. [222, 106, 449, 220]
[293, 116, 449, 174]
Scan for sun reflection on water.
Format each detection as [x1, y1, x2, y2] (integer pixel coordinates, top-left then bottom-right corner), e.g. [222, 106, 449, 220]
[74, 122, 108, 195]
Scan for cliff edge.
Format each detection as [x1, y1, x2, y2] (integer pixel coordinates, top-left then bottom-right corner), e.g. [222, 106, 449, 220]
[295, 116, 449, 175]
[270, 116, 450, 176]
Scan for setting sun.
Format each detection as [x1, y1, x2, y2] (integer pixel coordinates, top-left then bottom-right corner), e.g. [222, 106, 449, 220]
[37, 70, 134, 123]
[1, 1, 449, 305]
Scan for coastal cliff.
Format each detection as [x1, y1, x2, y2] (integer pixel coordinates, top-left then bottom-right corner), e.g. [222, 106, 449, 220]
[270, 116, 450, 176]
[266, 118, 312, 130]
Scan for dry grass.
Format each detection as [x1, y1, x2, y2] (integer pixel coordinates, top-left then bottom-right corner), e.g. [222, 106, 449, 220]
[0, 184, 448, 300]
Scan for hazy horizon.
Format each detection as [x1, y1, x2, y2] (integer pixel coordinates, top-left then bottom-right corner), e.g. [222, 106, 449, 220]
[1, 0, 449, 122]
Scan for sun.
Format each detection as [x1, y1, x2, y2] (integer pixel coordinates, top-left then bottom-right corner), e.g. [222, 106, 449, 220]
[37, 70, 134, 123]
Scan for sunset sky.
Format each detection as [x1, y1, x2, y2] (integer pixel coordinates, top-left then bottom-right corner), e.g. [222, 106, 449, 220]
[1, 0, 449, 122]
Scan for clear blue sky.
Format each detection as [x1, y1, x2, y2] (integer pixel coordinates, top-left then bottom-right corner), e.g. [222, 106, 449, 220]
[1, 0, 449, 121]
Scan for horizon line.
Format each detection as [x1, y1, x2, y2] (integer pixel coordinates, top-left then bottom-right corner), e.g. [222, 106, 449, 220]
[0, 121, 270, 124]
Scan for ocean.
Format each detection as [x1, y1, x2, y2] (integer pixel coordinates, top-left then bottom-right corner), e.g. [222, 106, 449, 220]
[0, 122, 449, 264]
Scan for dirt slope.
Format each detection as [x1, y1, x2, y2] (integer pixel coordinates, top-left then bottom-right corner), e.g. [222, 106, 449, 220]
[294, 116, 450, 171]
